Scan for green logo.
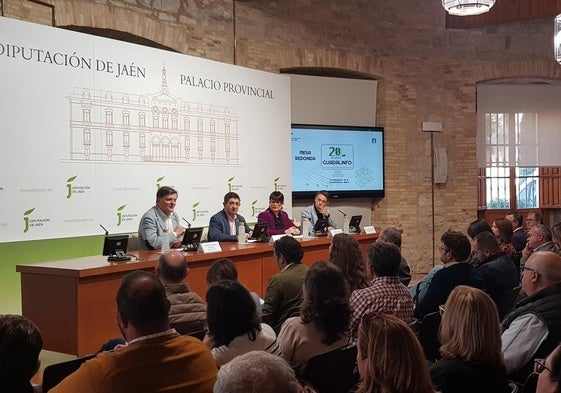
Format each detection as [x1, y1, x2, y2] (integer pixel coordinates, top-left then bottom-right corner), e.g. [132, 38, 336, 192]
[192, 202, 200, 221]
[228, 177, 235, 192]
[117, 204, 126, 226]
[273, 177, 280, 191]
[251, 200, 257, 217]
[66, 175, 78, 199]
[156, 176, 165, 189]
[23, 208, 35, 233]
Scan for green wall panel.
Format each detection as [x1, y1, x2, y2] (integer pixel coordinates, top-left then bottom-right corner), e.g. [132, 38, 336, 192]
[0, 236, 104, 314]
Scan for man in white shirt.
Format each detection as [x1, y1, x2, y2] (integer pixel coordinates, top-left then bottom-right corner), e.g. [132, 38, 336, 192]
[501, 251, 561, 383]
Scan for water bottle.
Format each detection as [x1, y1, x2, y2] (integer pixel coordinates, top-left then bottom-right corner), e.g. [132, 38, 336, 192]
[237, 221, 246, 244]
[302, 218, 310, 239]
[161, 230, 171, 253]
[343, 215, 350, 234]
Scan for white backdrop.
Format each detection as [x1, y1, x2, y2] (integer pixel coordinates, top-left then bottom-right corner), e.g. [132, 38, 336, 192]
[0, 17, 291, 242]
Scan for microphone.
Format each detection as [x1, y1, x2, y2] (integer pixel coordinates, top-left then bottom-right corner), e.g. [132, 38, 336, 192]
[338, 209, 348, 216]
[100, 224, 109, 236]
[182, 217, 192, 228]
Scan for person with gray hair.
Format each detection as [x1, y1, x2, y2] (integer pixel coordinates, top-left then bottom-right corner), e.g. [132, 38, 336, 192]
[213, 351, 300, 393]
[521, 224, 559, 268]
[377, 227, 411, 285]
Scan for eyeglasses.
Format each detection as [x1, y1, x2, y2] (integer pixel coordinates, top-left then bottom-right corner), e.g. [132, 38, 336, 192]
[527, 218, 536, 222]
[438, 245, 451, 253]
[534, 358, 552, 375]
[439, 305, 445, 316]
[522, 266, 540, 275]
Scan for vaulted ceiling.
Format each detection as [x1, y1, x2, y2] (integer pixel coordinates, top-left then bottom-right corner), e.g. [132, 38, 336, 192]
[445, 0, 561, 29]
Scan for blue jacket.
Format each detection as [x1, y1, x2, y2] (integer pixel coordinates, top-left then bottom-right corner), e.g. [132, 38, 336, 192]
[208, 210, 251, 242]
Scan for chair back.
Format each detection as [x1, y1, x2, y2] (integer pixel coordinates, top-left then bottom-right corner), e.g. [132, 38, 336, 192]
[418, 311, 442, 362]
[42, 353, 96, 392]
[170, 319, 206, 336]
[302, 345, 359, 393]
[496, 285, 521, 320]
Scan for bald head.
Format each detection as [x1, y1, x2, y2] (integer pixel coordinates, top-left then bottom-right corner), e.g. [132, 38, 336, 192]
[157, 250, 187, 283]
[529, 252, 561, 284]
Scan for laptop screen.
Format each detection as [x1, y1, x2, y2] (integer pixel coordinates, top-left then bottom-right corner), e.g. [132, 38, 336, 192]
[182, 227, 204, 246]
[252, 222, 269, 239]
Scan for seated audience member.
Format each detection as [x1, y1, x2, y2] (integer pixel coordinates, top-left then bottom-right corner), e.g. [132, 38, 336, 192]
[257, 191, 300, 236]
[430, 286, 510, 393]
[0, 315, 42, 393]
[506, 210, 528, 252]
[349, 242, 414, 341]
[492, 218, 518, 263]
[262, 237, 308, 333]
[521, 224, 559, 267]
[51, 271, 217, 393]
[376, 227, 412, 286]
[414, 231, 482, 320]
[552, 222, 561, 251]
[410, 264, 443, 305]
[205, 258, 263, 314]
[213, 351, 300, 393]
[535, 344, 561, 393]
[526, 212, 544, 231]
[472, 231, 519, 302]
[502, 251, 561, 384]
[138, 186, 185, 250]
[155, 250, 206, 334]
[301, 191, 337, 235]
[329, 233, 369, 291]
[278, 261, 351, 374]
[208, 192, 252, 242]
[204, 280, 281, 367]
[356, 312, 434, 393]
[466, 219, 493, 266]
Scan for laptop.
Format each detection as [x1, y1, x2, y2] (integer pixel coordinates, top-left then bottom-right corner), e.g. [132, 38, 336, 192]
[182, 227, 204, 251]
[349, 215, 362, 233]
[249, 222, 270, 242]
[313, 219, 330, 236]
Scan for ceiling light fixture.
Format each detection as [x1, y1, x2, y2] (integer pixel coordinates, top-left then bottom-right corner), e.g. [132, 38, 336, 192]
[442, 0, 496, 16]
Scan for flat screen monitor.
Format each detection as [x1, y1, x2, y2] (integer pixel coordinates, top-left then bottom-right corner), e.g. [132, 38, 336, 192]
[182, 227, 204, 250]
[349, 215, 362, 233]
[102, 235, 129, 260]
[313, 219, 329, 234]
[251, 222, 270, 241]
[291, 124, 384, 199]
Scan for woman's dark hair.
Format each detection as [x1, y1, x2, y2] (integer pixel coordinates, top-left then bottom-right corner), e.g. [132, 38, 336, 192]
[329, 233, 368, 291]
[493, 218, 513, 244]
[206, 280, 260, 347]
[300, 261, 351, 345]
[206, 258, 238, 286]
[467, 219, 492, 240]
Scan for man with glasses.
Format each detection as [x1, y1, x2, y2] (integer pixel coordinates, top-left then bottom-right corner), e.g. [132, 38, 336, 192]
[521, 224, 558, 268]
[501, 251, 561, 384]
[526, 212, 544, 231]
[413, 230, 482, 320]
[301, 190, 337, 235]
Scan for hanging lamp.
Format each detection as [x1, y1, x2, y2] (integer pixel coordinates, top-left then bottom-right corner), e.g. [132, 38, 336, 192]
[442, 0, 496, 16]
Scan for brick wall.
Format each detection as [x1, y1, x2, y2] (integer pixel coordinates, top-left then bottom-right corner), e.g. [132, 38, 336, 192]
[5, 0, 561, 272]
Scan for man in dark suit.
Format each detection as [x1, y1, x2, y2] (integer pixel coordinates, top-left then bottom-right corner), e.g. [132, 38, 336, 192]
[208, 192, 252, 242]
[506, 210, 527, 252]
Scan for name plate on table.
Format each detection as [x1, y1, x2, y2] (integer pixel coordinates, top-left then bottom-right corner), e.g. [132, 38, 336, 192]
[198, 241, 222, 253]
[363, 226, 376, 234]
[270, 234, 287, 242]
[329, 229, 343, 237]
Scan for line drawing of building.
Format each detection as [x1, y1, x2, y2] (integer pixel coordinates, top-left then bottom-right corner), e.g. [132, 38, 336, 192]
[66, 66, 240, 165]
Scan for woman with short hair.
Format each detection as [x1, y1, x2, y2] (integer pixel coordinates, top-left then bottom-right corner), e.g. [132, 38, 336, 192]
[204, 280, 281, 367]
[356, 312, 434, 393]
[430, 285, 510, 393]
